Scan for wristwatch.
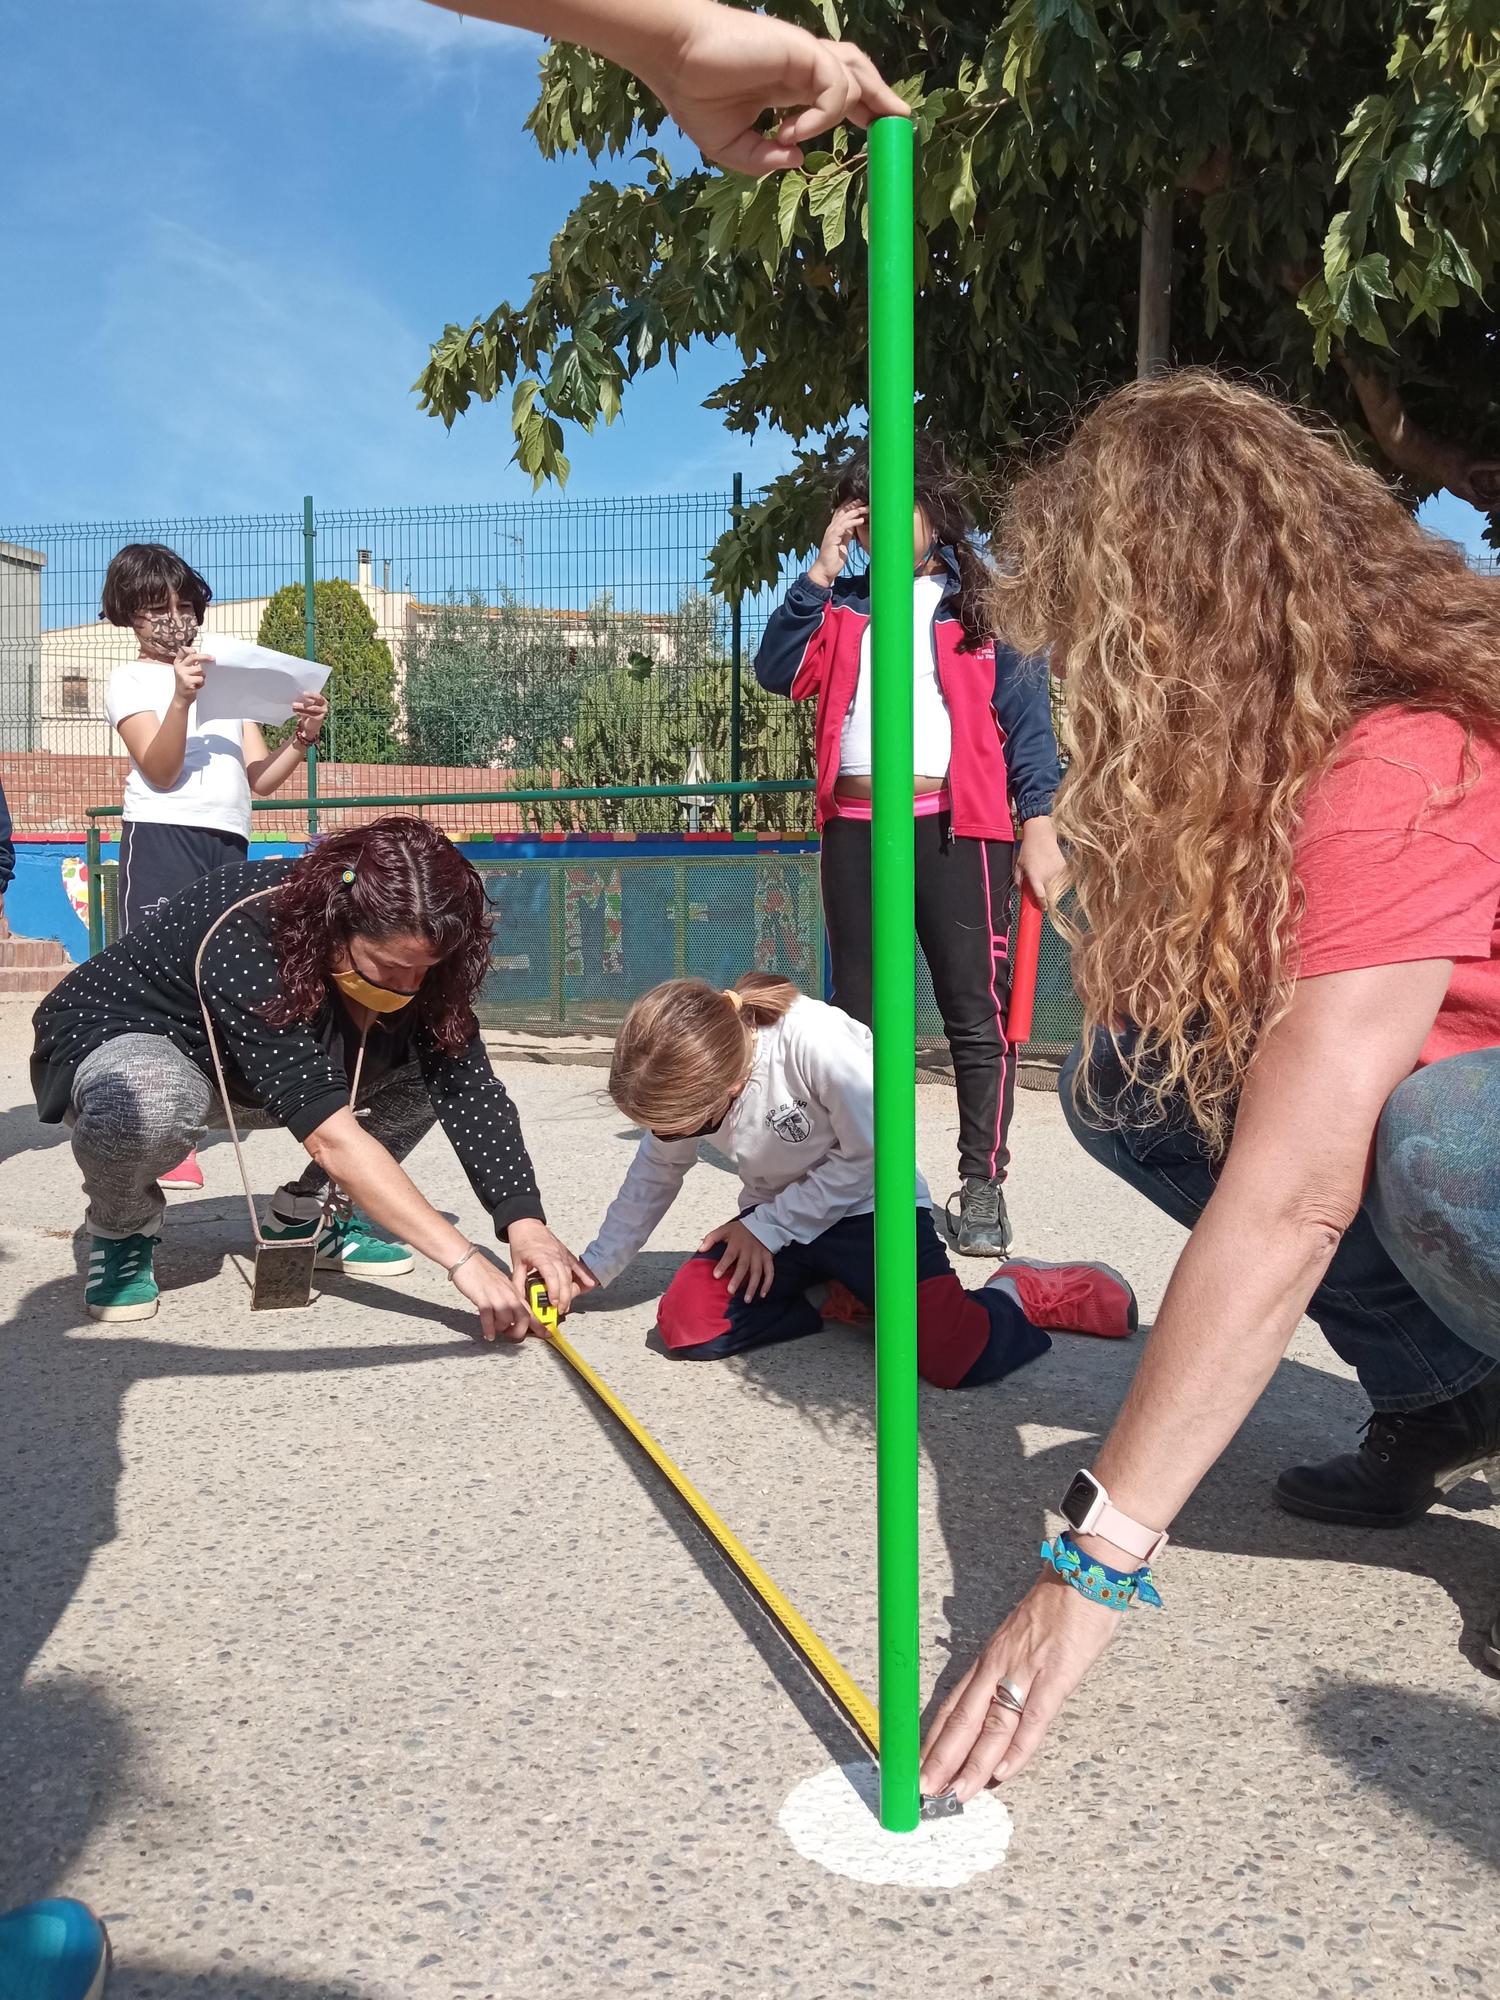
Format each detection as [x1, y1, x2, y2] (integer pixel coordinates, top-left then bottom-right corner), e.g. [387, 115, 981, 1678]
[1059, 1469, 1168, 1564]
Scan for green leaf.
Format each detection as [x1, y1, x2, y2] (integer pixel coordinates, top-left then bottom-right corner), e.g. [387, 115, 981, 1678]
[546, 340, 598, 420]
[808, 165, 852, 253]
[950, 142, 977, 234]
[777, 171, 806, 247]
[1322, 210, 1360, 288]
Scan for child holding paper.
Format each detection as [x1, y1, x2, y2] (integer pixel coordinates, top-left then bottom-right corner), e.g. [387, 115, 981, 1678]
[102, 541, 328, 1188]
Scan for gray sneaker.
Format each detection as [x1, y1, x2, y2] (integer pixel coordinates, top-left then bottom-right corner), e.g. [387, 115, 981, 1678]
[946, 1177, 1012, 1258]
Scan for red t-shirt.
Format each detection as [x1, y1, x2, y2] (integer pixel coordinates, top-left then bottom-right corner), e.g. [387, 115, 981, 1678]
[1293, 706, 1500, 1066]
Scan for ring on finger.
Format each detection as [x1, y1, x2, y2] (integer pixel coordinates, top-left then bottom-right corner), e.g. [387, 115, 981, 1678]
[992, 1676, 1027, 1716]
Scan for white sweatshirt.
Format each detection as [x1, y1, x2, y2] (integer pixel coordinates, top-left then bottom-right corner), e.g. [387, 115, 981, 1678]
[582, 995, 931, 1289]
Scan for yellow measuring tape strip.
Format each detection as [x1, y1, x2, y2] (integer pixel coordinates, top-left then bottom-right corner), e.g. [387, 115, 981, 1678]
[528, 1281, 879, 1754]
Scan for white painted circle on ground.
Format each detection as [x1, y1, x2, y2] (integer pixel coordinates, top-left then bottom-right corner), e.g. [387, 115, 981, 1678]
[779, 1761, 1012, 1887]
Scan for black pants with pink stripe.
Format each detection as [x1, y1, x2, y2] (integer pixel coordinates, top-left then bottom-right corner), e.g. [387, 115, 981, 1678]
[658, 1208, 1050, 1389]
[821, 813, 1017, 1185]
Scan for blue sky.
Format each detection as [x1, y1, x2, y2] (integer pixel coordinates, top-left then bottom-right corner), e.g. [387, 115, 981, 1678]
[0, 0, 796, 529]
[0, 0, 1489, 558]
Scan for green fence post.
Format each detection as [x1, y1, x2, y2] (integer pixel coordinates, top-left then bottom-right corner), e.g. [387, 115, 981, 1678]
[673, 857, 688, 980]
[302, 495, 319, 838]
[869, 115, 920, 1835]
[86, 818, 104, 958]
[729, 472, 744, 836]
[549, 861, 566, 1028]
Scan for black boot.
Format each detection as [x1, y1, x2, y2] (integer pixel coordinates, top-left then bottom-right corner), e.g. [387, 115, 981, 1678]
[1485, 1607, 1500, 1674]
[947, 1177, 1012, 1258]
[1274, 1371, 1500, 1527]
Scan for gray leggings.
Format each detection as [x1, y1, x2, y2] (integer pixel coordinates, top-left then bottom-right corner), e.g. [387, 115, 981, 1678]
[70, 1032, 435, 1241]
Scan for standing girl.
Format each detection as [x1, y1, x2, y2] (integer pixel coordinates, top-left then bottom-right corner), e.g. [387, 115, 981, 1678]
[580, 975, 1134, 1381]
[102, 541, 328, 1190]
[754, 439, 1064, 1258]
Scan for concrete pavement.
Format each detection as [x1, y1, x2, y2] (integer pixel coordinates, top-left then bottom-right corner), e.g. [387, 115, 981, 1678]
[2, 1010, 1497, 1998]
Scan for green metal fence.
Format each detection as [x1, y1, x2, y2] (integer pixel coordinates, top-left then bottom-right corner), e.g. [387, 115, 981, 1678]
[1, 490, 812, 836]
[85, 781, 1084, 1051]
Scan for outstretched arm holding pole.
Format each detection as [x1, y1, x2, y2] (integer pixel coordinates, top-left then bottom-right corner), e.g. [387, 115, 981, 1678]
[425, 0, 906, 174]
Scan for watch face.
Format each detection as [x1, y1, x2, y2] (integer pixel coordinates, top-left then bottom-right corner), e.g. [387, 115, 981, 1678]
[1061, 1470, 1099, 1531]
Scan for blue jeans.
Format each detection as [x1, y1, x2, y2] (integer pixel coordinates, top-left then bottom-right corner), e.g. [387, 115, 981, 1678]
[1060, 1038, 1500, 1412]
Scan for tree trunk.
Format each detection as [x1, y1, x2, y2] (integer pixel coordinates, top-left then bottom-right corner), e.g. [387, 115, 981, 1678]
[1340, 360, 1500, 512]
[1137, 188, 1173, 380]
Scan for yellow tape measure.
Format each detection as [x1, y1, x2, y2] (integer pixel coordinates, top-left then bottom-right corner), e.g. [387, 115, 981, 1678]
[524, 1278, 879, 1754]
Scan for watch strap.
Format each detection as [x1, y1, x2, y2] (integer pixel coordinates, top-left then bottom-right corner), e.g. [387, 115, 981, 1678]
[1089, 1496, 1168, 1564]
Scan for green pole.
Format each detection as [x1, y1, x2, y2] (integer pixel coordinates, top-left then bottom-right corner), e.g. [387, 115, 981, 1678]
[729, 472, 744, 835]
[868, 114, 920, 1834]
[86, 819, 104, 958]
[302, 496, 319, 838]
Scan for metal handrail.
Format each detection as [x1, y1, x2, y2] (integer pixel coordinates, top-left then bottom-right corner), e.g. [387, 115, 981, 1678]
[82, 779, 816, 954]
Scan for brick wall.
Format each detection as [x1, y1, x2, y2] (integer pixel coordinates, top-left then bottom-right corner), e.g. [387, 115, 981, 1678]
[0, 752, 554, 836]
[0, 752, 133, 833]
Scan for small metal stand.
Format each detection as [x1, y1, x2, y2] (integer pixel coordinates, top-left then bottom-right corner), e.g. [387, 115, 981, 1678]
[249, 1239, 319, 1312]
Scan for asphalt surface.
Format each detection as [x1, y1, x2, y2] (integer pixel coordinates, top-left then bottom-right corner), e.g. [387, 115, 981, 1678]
[2, 1007, 1497, 1998]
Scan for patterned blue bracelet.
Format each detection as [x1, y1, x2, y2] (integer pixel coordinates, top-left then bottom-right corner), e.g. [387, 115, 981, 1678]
[1040, 1532, 1164, 1611]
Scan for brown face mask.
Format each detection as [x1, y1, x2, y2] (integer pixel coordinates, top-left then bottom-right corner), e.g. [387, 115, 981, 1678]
[136, 607, 200, 660]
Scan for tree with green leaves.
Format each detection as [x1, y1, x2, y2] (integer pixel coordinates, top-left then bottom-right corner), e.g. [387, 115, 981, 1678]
[258, 581, 399, 765]
[528, 655, 813, 832]
[506, 587, 813, 831]
[416, 1, 1500, 583]
[402, 591, 592, 766]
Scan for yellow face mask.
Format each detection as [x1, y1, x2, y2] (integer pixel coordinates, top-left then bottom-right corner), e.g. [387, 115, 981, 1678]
[331, 967, 421, 1015]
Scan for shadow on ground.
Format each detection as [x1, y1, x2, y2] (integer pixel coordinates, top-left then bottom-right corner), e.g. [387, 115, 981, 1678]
[1304, 1678, 1500, 1874]
[99, 1966, 377, 2000]
[0, 1232, 519, 1914]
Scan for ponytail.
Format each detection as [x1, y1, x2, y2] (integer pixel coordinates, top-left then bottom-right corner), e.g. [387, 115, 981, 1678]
[730, 973, 801, 1028]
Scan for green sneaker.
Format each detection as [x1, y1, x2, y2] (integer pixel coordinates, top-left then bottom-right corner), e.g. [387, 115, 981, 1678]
[85, 1233, 160, 1322]
[262, 1208, 415, 1279]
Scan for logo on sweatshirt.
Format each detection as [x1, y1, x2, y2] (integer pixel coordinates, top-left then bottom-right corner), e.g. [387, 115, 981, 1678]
[767, 1098, 811, 1144]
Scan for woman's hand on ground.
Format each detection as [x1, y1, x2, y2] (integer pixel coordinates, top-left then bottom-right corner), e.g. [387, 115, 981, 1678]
[639, 6, 907, 175]
[699, 1217, 775, 1301]
[448, 1249, 544, 1343]
[1015, 815, 1066, 910]
[506, 1218, 599, 1317]
[919, 1573, 1124, 1801]
[809, 501, 868, 588]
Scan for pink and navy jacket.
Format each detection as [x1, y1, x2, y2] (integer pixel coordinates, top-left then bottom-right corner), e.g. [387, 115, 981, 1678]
[754, 547, 1060, 842]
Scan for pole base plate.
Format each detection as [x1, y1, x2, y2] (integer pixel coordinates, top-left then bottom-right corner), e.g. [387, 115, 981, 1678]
[779, 1762, 1011, 1886]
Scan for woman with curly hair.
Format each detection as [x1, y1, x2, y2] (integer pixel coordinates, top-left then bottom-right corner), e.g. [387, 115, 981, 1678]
[31, 815, 592, 1337]
[920, 371, 1500, 1801]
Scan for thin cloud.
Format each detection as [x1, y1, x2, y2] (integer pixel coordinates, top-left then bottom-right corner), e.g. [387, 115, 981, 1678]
[240, 0, 530, 60]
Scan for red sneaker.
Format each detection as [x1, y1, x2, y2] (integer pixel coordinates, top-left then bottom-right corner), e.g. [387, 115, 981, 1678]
[986, 1258, 1138, 1339]
[819, 1280, 872, 1325]
[159, 1148, 204, 1191]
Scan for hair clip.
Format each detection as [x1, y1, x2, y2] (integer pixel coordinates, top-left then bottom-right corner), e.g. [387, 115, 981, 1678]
[341, 868, 356, 885]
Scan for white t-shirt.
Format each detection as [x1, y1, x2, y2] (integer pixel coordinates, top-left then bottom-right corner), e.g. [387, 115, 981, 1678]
[106, 658, 252, 840]
[581, 995, 931, 1288]
[838, 573, 952, 778]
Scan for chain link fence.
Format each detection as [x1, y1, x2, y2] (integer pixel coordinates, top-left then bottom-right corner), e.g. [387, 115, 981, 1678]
[0, 492, 811, 835]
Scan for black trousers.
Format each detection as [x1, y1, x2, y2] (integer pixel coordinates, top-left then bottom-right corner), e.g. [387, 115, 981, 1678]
[821, 812, 1017, 1185]
[119, 821, 248, 934]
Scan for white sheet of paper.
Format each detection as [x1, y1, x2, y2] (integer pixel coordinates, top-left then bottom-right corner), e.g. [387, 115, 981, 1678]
[193, 638, 331, 726]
